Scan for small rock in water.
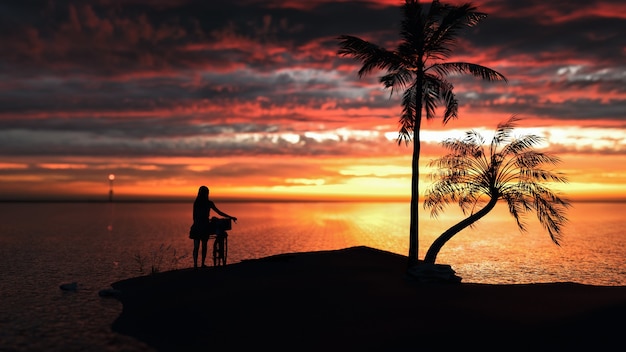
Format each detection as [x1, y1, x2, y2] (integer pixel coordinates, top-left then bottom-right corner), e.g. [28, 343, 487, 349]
[59, 282, 79, 291]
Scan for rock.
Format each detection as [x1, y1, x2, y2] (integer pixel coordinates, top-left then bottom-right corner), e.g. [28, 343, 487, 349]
[59, 282, 79, 291]
[406, 263, 462, 284]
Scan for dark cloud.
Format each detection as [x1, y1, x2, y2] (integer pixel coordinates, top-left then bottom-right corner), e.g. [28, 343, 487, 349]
[0, 0, 624, 160]
[469, 15, 625, 66]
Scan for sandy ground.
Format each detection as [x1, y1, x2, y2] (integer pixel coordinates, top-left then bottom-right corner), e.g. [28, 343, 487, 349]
[110, 246, 626, 351]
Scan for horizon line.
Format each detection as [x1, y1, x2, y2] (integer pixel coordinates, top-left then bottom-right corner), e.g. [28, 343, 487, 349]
[1, 197, 624, 204]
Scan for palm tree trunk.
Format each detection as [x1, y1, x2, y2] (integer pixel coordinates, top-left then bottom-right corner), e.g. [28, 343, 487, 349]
[408, 74, 423, 268]
[424, 195, 499, 264]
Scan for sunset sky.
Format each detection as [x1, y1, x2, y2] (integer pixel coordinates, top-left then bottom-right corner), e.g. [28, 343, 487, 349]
[0, 0, 624, 202]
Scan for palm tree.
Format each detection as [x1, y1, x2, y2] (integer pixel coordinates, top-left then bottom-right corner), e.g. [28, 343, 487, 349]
[423, 116, 571, 264]
[337, 0, 507, 267]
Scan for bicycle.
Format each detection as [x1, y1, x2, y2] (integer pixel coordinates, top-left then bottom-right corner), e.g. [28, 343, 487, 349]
[209, 217, 235, 266]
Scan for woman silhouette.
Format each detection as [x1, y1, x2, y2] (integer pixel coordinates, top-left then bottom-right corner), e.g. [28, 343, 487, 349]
[189, 186, 237, 268]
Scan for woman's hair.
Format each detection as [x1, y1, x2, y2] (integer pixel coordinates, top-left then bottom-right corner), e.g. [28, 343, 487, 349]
[193, 186, 209, 221]
[195, 186, 209, 204]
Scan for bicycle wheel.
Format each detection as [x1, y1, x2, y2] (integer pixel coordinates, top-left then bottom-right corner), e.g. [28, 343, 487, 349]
[212, 237, 219, 266]
[222, 236, 227, 265]
[213, 235, 227, 266]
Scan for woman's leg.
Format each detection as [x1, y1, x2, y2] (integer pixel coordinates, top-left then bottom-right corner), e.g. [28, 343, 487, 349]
[193, 239, 200, 268]
[201, 239, 208, 267]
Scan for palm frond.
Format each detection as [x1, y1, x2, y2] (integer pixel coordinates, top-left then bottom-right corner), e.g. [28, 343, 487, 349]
[419, 0, 444, 50]
[440, 80, 458, 123]
[433, 62, 508, 83]
[533, 192, 570, 245]
[501, 135, 545, 156]
[337, 35, 400, 78]
[396, 85, 417, 145]
[494, 116, 518, 141]
[426, 3, 487, 60]
[502, 192, 531, 232]
[397, 126, 412, 146]
[423, 81, 438, 119]
[515, 151, 560, 168]
[464, 129, 485, 145]
[490, 116, 519, 156]
[399, 0, 427, 53]
[504, 180, 570, 244]
[423, 74, 458, 123]
[519, 168, 568, 183]
[380, 69, 415, 95]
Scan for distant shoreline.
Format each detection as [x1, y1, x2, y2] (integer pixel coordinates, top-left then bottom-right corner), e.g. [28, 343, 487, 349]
[2, 198, 625, 203]
[0, 198, 405, 203]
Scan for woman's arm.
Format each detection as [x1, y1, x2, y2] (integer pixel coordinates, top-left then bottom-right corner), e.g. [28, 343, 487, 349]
[211, 203, 237, 221]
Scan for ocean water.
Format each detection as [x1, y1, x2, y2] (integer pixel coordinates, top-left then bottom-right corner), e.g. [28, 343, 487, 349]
[0, 201, 624, 351]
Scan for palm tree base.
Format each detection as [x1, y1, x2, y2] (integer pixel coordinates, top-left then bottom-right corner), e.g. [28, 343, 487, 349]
[406, 263, 462, 284]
